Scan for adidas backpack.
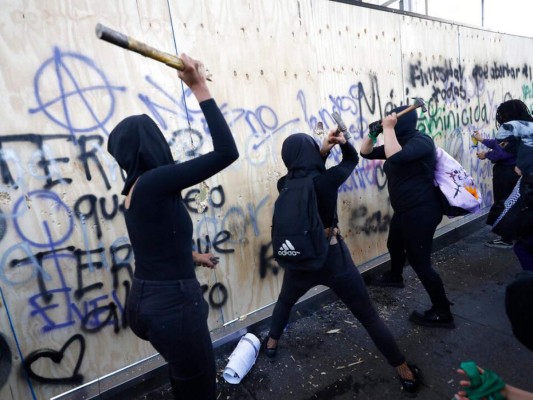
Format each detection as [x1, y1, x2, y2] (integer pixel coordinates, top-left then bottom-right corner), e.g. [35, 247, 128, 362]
[271, 172, 329, 271]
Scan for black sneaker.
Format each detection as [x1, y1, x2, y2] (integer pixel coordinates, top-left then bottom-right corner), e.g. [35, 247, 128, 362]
[370, 271, 405, 288]
[409, 307, 455, 329]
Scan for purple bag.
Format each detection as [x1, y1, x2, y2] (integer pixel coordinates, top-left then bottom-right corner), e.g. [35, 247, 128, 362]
[434, 147, 482, 217]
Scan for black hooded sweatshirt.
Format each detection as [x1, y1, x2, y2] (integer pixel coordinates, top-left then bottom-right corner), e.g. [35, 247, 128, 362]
[277, 133, 359, 228]
[107, 99, 239, 280]
[361, 106, 440, 213]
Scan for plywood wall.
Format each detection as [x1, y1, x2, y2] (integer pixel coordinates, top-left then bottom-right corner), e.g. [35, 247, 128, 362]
[0, 0, 531, 398]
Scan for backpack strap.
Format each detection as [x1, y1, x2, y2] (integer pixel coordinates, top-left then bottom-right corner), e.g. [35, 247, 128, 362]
[419, 145, 438, 183]
[327, 207, 339, 238]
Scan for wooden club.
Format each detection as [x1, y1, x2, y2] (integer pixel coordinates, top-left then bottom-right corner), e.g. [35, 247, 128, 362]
[95, 23, 212, 81]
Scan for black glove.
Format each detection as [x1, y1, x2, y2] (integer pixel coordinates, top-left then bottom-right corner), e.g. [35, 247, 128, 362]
[368, 120, 383, 143]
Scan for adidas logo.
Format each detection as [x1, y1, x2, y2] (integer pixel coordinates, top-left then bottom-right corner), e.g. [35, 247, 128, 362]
[278, 240, 301, 256]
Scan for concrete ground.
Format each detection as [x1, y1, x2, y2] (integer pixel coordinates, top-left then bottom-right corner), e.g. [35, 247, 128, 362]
[131, 224, 531, 400]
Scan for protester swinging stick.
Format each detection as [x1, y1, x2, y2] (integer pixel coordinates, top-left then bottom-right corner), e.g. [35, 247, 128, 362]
[95, 19, 218, 266]
[95, 23, 212, 80]
[314, 98, 426, 141]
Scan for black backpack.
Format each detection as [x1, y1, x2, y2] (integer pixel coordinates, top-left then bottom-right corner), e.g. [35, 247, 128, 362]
[271, 172, 329, 271]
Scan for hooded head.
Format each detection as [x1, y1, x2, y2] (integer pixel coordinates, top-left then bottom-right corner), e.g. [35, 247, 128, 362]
[390, 105, 419, 145]
[281, 133, 326, 178]
[107, 114, 174, 195]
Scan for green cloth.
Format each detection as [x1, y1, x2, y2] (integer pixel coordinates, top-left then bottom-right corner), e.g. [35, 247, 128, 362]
[460, 361, 505, 400]
[368, 121, 383, 144]
[368, 130, 380, 144]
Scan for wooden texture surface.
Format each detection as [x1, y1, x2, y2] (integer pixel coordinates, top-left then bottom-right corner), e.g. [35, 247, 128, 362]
[0, 0, 531, 398]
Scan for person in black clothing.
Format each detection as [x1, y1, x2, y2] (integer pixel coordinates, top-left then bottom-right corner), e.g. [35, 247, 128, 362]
[360, 106, 454, 329]
[264, 128, 421, 394]
[107, 54, 239, 400]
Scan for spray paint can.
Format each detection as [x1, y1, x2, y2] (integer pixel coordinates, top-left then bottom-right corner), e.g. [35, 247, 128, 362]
[471, 131, 480, 148]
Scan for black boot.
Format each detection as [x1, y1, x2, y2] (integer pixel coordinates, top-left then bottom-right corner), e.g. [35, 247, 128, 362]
[409, 306, 455, 329]
[370, 271, 405, 288]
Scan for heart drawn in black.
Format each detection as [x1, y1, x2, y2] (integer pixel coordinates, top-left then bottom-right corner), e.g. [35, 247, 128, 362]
[24, 334, 86, 384]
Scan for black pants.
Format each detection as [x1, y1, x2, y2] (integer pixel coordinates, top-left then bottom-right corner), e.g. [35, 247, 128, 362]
[387, 204, 450, 311]
[268, 238, 406, 367]
[486, 163, 520, 230]
[127, 277, 216, 400]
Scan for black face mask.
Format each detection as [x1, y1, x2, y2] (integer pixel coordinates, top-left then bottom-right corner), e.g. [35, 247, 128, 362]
[281, 133, 326, 178]
[107, 114, 174, 195]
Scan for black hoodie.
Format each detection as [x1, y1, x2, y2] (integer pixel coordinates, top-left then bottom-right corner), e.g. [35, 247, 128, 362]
[108, 114, 174, 195]
[107, 99, 239, 280]
[361, 106, 440, 212]
[277, 133, 358, 228]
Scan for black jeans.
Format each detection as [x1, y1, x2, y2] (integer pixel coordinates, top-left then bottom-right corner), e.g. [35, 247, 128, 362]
[486, 163, 520, 230]
[127, 277, 216, 400]
[268, 238, 406, 367]
[387, 203, 450, 311]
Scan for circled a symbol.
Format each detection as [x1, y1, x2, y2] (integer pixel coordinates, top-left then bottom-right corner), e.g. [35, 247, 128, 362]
[12, 190, 74, 248]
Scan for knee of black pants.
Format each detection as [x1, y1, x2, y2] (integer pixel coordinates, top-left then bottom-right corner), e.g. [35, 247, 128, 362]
[277, 289, 301, 308]
[169, 366, 216, 400]
[156, 299, 213, 381]
[277, 271, 313, 306]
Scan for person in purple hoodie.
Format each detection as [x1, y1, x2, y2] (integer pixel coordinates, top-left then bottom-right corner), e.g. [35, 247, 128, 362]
[483, 100, 533, 271]
[473, 99, 530, 249]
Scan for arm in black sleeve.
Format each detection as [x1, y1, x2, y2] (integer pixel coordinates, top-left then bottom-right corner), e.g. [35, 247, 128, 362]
[387, 135, 433, 164]
[319, 141, 359, 187]
[337, 141, 359, 175]
[141, 99, 239, 196]
[360, 145, 386, 160]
